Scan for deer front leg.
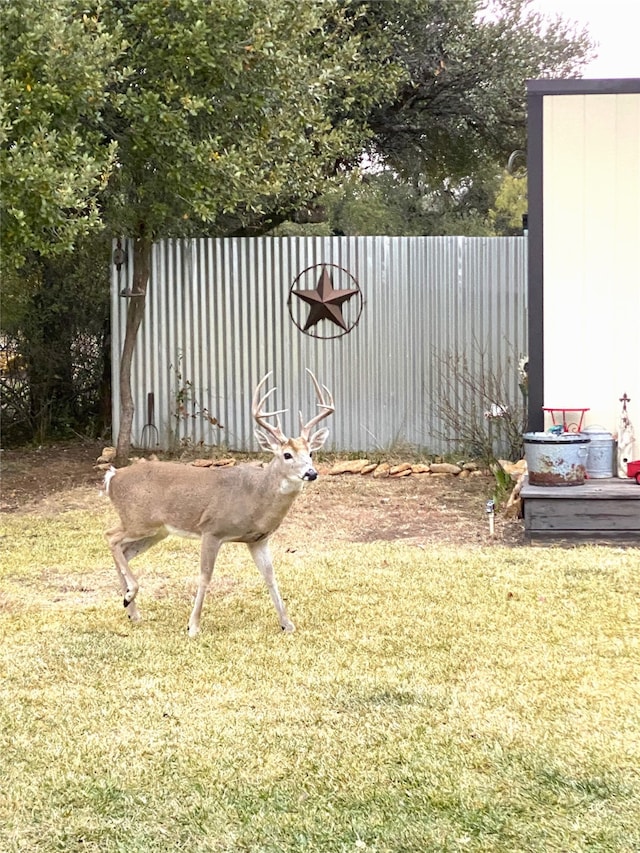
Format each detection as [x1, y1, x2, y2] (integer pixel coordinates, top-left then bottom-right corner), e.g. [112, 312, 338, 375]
[248, 540, 295, 633]
[188, 532, 221, 637]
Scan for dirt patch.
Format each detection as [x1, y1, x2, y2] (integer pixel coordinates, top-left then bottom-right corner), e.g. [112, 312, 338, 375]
[0, 442, 525, 547]
[285, 471, 524, 547]
[1, 441, 105, 512]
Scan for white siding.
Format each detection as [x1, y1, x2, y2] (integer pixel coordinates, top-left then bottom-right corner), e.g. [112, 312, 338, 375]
[542, 93, 640, 433]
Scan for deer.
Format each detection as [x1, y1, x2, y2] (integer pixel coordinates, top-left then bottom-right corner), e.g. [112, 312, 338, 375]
[103, 370, 334, 636]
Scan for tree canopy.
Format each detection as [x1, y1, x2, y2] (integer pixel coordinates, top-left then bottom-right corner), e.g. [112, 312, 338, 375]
[364, 0, 592, 182]
[0, 0, 122, 268]
[96, 0, 403, 242]
[1, 0, 593, 261]
[0, 0, 593, 450]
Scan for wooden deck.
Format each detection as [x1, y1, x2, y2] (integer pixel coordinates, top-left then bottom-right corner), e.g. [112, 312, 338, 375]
[521, 477, 640, 545]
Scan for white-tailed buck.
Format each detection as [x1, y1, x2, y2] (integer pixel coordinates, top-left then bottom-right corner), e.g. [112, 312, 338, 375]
[104, 371, 333, 635]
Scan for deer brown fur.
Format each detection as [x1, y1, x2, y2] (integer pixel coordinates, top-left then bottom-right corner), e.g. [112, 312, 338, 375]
[104, 371, 333, 635]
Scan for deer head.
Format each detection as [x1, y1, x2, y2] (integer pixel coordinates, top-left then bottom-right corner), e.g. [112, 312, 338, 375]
[252, 368, 334, 483]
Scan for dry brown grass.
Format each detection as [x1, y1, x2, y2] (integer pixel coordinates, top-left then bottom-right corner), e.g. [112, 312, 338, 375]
[1, 448, 638, 852]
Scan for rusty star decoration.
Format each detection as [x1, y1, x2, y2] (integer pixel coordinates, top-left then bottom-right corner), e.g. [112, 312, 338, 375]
[292, 265, 360, 332]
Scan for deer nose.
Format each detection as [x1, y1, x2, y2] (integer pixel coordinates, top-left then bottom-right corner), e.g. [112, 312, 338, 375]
[303, 468, 318, 481]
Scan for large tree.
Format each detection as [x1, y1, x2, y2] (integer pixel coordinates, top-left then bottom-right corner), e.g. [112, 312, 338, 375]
[238, 0, 594, 236]
[0, 1, 121, 443]
[0, 0, 121, 270]
[364, 0, 593, 180]
[94, 0, 402, 458]
[1, 0, 593, 451]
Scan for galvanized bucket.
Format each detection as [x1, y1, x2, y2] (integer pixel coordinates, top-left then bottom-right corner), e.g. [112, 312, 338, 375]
[583, 425, 616, 479]
[523, 432, 590, 486]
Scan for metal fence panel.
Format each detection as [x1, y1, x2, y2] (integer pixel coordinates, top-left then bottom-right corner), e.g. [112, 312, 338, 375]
[111, 236, 527, 453]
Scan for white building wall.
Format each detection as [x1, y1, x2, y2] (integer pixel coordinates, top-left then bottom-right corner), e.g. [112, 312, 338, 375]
[542, 93, 640, 435]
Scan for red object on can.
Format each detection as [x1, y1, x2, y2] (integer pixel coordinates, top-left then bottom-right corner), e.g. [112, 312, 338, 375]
[542, 407, 589, 433]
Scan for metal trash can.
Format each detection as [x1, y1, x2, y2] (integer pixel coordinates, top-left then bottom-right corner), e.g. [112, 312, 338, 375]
[583, 425, 616, 479]
[523, 432, 590, 486]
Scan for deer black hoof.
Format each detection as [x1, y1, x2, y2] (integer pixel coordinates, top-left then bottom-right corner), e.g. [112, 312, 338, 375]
[123, 587, 137, 606]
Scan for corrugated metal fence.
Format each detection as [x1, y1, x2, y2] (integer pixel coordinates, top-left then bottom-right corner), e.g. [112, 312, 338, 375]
[111, 236, 527, 453]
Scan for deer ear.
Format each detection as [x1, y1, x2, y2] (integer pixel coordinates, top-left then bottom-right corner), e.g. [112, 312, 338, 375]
[255, 428, 281, 453]
[309, 427, 329, 452]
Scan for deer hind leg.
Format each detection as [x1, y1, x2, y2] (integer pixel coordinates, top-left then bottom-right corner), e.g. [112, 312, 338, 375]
[187, 532, 221, 638]
[105, 526, 166, 622]
[248, 540, 295, 633]
[122, 532, 166, 561]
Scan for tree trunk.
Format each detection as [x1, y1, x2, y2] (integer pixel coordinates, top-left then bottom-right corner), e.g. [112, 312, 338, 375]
[115, 235, 152, 461]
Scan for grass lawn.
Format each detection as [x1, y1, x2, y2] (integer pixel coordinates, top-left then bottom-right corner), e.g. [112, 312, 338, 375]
[1, 505, 639, 852]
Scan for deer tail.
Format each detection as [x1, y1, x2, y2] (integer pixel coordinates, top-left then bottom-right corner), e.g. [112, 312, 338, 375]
[104, 465, 117, 495]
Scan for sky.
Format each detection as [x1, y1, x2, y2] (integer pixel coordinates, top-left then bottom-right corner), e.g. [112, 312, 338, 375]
[530, 0, 640, 78]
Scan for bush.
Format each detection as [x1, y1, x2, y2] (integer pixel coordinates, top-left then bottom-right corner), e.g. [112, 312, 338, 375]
[0, 235, 111, 445]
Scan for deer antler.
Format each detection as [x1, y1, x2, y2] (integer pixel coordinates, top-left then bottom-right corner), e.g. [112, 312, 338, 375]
[252, 373, 288, 443]
[299, 369, 335, 439]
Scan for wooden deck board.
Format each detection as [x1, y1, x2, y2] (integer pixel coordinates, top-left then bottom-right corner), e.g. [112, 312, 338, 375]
[521, 478, 639, 500]
[521, 477, 640, 545]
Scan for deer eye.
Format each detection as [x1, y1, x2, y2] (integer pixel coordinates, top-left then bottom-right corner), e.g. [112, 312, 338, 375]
[283, 452, 293, 460]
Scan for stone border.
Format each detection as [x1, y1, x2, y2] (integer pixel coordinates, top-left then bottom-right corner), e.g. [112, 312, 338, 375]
[325, 459, 485, 479]
[96, 445, 526, 485]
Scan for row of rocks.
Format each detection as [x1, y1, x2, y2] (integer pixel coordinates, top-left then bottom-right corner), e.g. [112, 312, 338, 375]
[96, 448, 240, 470]
[190, 456, 490, 479]
[326, 459, 487, 478]
[192, 457, 237, 468]
[96, 446, 527, 482]
[95, 446, 117, 470]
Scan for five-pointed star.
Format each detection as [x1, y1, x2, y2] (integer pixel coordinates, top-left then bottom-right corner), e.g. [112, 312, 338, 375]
[292, 266, 359, 331]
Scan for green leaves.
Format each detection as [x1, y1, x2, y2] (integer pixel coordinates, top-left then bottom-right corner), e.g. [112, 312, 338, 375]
[373, 0, 593, 180]
[0, 0, 123, 268]
[0, 0, 593, 264]
[96, 0, 401, 239]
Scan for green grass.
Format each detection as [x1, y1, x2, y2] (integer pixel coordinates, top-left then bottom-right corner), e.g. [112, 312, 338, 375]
[1, 508, 639, 852]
